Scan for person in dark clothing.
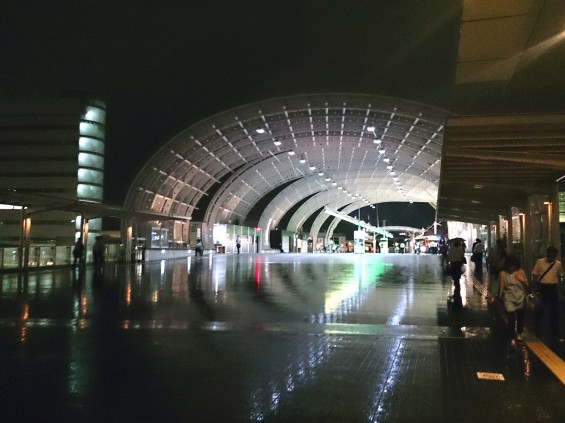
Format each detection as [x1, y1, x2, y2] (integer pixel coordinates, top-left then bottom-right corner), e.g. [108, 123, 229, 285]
[195, 239, 204, 257]
[471, 238, 484, 281]
[447, 240, 465, 289]
[72, 239, 85, 268]
[92, 236, 105, 270]
[439, 238, 449, 268]
[532, 246, 564, 341]
[236, 237, 241, 254]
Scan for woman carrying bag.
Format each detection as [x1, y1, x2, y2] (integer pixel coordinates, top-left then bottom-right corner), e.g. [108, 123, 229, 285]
[532, 246, 564, 341]
[498, 255, 529, 348]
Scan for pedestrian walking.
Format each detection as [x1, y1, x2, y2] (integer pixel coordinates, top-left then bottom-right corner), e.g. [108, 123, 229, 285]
[439, 238, 448, 268]
[498, 254, 528, 348]
[195, 239, 204, 257]
[471, 238, 484, 281]
[72, 239, 85, 268]
[532, 246, 564, 341]
[488, 239, 506, 297]
[236, 237, 241, 254]
[447, 239, 465, 289]
[92, 236, 105, 270]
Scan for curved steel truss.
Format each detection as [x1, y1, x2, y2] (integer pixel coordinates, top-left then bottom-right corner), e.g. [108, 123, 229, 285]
[125, 93, 449, 245]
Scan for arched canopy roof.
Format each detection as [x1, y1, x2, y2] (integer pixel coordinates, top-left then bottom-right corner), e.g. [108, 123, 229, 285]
[126, 93, 449, 231]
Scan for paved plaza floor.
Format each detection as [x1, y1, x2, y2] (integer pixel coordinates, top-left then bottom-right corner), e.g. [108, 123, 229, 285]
[0, 253, 564, 422]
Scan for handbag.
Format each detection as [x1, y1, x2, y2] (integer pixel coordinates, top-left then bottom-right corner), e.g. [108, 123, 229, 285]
[525, 292, 542, 313]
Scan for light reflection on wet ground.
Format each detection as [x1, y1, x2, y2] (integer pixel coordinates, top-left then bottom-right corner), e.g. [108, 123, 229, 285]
[0, 254, 468, 328]
[0, 253, 563, 422]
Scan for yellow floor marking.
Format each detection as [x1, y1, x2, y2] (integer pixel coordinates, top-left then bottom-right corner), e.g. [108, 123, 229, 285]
[477, 372, 505, 381]
[525, 338, 565, 385]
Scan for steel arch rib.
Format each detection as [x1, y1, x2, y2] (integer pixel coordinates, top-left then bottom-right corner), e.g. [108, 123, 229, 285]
[123, 94, 449, 244]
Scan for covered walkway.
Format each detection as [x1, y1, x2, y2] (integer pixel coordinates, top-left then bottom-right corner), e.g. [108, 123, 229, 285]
[0, 253, 563, 422]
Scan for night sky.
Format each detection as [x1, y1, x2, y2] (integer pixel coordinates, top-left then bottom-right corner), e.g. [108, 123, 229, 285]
[3, 1, 555, 232]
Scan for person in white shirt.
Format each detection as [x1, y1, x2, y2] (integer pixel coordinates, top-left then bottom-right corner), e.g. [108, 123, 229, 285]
[471, 238, 484, 281]
[448, 240, 465, 289]
[532, 246, 564, 341]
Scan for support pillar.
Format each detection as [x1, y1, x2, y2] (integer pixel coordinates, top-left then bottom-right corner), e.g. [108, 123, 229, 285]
[549, 184, 560, 250]
[124, 220, 133, 262]
[18, 208, 26, 271]
[506, 208, 513, 255]
[23, 215, 31, 270]
[83, 219, 89, 264]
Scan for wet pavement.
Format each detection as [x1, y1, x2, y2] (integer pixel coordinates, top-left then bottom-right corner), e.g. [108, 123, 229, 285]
[0, 253, 564, 422]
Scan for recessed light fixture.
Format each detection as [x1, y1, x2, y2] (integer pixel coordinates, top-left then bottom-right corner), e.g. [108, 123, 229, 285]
[367, 126, 375, 132]
[378, 149, 385, 154]
[390, 171, 396, 176]
[387, 165, 393, 170]
[299, 158, 306, 163]
[288, 151, 295, 156]
[374, 139, 382, 144]
[332, 182, 337, 186]
[256, 128, 266, 134]
[383, 158, 390, 163]
[274, 141, 281, 146]
[309, 166, 316, 171]
[325, 177, 331, 181]
[338, 186, 342, 190]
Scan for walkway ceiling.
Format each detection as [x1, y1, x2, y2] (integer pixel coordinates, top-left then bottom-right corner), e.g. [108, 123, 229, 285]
[456, 0, 565, 91]
[125, 94, 449, 230]
[438, 114, 565, 224]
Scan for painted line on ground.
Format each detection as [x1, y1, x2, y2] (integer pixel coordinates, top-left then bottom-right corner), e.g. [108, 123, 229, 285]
[525, 337, 565, 385]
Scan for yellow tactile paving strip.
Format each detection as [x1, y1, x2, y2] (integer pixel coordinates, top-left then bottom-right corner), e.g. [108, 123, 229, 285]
[470, 275, 565, 385]
[524, 337, 565, 385]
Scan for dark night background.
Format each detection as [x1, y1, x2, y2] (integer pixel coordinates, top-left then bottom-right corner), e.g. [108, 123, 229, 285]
[0, 1, 514, 230]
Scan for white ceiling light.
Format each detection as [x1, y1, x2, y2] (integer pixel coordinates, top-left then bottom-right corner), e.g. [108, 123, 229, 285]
[318, 172, 324, 176]
[288, 151, 295, 156]
[256, 128, 266, 134]
[273, 140, 281, 146]
[367, 126, 375, 132]
[378, 149, 385, 154]
[374, 139, 382, 144]
[383, 158, 390, 163]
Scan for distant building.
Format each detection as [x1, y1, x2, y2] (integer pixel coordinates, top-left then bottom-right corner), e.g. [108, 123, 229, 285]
[0, 97, 106, 268]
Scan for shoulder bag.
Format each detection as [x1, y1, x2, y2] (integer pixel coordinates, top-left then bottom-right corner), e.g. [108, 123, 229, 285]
[527, 262, 554, 312]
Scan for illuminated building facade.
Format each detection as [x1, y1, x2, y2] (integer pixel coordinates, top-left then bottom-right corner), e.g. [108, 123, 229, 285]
[0, 97, 106, 268]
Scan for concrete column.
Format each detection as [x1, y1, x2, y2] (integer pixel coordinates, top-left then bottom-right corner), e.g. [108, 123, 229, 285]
[522, 208, 535, 276]
[18, 208, 26, 271]
[121, 218, 133, 262]
[83, 219, 89, 263]
[506, 208, 513, 255]
[202, 222, 213, 251]
[487, 221, 494, 251]
[126, 224, 133, 262]
[23, 216, 31, 270]
[549, 184, 560, 250]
